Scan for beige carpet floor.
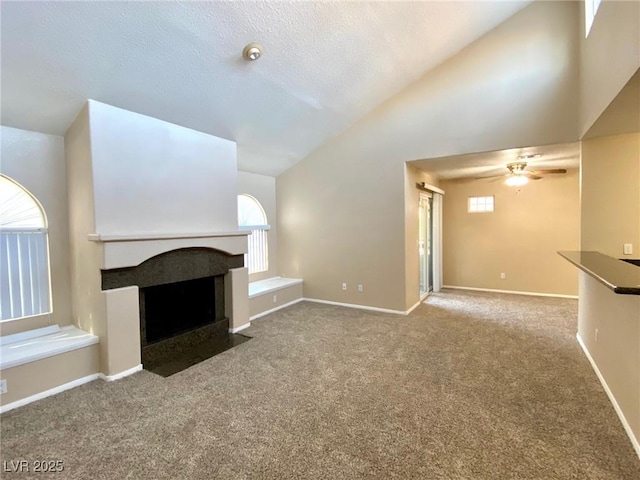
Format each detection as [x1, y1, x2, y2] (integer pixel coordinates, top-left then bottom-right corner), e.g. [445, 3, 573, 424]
[1, 290, 639, 479]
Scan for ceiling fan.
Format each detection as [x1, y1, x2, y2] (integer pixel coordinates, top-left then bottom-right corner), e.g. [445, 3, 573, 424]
[479, 160, 567, 186]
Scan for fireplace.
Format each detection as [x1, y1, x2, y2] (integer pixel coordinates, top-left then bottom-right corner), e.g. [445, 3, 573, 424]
[101, 246, 249, 375]
[65, 101, 251, 379]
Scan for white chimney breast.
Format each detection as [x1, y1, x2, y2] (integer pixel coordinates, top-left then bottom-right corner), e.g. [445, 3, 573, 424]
[87, 100, 238, 236]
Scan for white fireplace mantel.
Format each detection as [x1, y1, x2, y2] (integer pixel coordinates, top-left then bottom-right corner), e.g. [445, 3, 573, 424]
[88, 231, 250, 242]
[89, 231, 251, 270]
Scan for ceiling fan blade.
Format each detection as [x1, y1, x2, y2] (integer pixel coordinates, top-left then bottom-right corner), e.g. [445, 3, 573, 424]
[528, 169, 567, 175]
[449, 177, 477, 183]
[473, 173, 506, 180]
[529, 175, 543, 180]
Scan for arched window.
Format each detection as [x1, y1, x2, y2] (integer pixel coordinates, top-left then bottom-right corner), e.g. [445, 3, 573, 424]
[0, 174, 51, 320]
[237, 194, 269, 274]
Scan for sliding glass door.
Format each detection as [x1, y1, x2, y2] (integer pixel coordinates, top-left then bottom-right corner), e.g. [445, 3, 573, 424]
[419, 193, 433, 298]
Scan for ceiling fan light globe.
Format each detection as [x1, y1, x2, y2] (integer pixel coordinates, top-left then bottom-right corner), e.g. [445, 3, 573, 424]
[506, 175, 529, 187]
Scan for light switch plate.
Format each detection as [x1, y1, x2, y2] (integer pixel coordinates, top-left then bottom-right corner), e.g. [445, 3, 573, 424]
[624, 244, 633, 255]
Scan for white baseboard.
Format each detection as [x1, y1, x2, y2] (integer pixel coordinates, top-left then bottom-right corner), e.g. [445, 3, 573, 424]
[0, 373, 100, 414]
[229, 323, 251, 334]
[405, 300, 422, 315]
[576, 333, 640, 459]
[303, 298, 415, 316]
[98, 364, 142, 382]
[442, 285, 578, 299]
[250, 298, 304, 321]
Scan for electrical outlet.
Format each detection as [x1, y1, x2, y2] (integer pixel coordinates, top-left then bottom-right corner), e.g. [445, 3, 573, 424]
[595, 328, 599, 343]
[342, 283, 347, 291]
[500, 273, 506, 280]
[624, 244, 633, 255]
[0, 379, 7, 394]
[358, 284, 363, 292]
[272, 294, 277, 303]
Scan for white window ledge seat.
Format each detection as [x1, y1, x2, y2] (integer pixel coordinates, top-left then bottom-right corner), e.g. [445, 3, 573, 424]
[0, 324, 101, 413]
[248, 276, 303, 321]
[0, 325, 98, 370]
[249, 276, 303, 298]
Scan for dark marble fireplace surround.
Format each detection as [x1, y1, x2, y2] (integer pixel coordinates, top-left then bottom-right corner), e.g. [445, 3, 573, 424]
[102, 247, 244, 373]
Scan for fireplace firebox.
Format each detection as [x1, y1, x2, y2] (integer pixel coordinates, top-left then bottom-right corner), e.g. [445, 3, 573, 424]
[141, 275, 223, 344]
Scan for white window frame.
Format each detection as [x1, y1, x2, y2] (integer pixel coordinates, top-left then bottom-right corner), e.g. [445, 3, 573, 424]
[237, 194, 270, 274]
[0, 175, 52, 321]
[468, 196, 494, 213]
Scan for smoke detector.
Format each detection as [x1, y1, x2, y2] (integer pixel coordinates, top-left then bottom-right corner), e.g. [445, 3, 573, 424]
[243, 43, 264, 61]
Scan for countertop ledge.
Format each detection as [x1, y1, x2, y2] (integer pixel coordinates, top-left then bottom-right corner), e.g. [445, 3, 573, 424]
[558, 251, 640, 295]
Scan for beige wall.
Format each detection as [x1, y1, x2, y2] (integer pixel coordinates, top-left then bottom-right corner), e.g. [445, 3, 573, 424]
[65, 104, 110, 370]
[277, 139, 407, 311]
[440, 170, 580, 296]
[346, 0, 579, 163]
[577, 272, 640, 448]
[584, 69, 640, 140]
[0, 345, 99, 408]
[577, 26, 640, 452]
[237, 171, 278, 282]
[103, 286, 141, 375]
[249, 284, 303, 319]
[277, 1, 578, 312]
[578, 130, 640, 454]
[0, 126, 72, 335]
[581, 132, 640, 258]
[225, 267, 250, 330]
[579, 0, 640, 136]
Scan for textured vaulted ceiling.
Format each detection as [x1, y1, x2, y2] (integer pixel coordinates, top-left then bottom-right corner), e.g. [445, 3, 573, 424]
[1, 1, 531, 176]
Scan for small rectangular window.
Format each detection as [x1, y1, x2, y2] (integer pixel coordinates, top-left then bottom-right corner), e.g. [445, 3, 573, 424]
[468, 196, 494, 213]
